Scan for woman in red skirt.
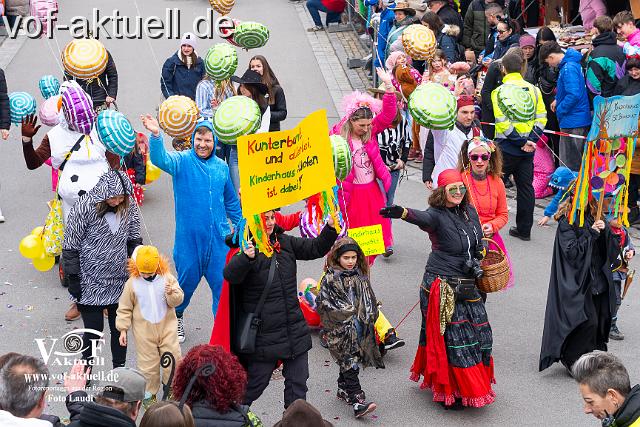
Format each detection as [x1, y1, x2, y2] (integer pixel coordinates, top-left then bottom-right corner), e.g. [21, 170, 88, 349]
[380, 169, 495, 409]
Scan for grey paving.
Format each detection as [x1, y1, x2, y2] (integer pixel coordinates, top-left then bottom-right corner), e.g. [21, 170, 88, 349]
[0, 1, 639, 426]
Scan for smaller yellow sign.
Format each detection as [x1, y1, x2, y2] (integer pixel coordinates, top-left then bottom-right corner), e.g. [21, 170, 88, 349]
[348, 225, 385, 256]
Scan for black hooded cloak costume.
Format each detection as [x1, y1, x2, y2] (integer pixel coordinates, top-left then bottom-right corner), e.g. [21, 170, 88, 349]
[539, 214, 619, 371]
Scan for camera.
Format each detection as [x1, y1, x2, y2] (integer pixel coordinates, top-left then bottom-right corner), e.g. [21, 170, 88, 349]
[465, 257, 484, 279]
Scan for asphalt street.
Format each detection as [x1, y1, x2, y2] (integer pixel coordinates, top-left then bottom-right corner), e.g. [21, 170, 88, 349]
[0, 1, 639, 426]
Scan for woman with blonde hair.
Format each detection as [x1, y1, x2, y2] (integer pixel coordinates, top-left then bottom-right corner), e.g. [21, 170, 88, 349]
[331, 67, 397, 264]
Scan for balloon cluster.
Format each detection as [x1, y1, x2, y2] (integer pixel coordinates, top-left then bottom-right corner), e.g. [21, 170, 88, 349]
[19, 227, 55, 272]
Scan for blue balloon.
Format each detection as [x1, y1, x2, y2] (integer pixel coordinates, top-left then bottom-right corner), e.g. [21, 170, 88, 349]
[9, 92, 37, 125]
[96, 110, 136, 157]
[38, 75, 60, 99]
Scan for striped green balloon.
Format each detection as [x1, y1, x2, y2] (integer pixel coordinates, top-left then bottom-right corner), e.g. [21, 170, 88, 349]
[233, 22, 270, 50]
[213, 96, 261, 145]
[496, 84, 535, 123]
[9, 92, 37, 125]
[330, 135, 352, 181]
[408, 83, 456, 130]
[204, 44, 238, 82]
[96, 110, 136, 157]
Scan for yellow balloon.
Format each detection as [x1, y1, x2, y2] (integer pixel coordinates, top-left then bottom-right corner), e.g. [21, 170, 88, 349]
[19, 235, 45, 259]
[146, 161, 162, 184]
[31, 226, 44, 237]
[33, 254, 55, 272]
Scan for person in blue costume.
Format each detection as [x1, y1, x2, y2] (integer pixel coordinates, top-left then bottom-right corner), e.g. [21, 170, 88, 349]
[141, 114, 242, 344]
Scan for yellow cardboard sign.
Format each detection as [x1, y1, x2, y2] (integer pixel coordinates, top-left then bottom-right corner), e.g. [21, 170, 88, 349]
[237, 110, 336, 216]
[348, 225, 385, 256]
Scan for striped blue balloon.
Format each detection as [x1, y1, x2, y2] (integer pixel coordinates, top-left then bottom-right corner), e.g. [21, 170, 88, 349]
[38, 75, 60, 99]
[96, 110, 136, 157]
[9, 92, 37, 125]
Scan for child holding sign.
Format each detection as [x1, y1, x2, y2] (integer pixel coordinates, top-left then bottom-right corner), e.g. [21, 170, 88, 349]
[316, 237, 383, 419]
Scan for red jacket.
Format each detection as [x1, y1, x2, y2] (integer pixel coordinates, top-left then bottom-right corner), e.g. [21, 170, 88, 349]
[323, 0, 346, 13]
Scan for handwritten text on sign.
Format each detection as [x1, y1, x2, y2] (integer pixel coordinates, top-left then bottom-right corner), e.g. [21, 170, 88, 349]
[348, 225, 385, 256]
[587, 94, 640, 141]
[237, 110, 336, 216]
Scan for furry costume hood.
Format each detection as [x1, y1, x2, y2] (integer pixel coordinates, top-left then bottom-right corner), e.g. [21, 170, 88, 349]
[127, 255, 171, 278]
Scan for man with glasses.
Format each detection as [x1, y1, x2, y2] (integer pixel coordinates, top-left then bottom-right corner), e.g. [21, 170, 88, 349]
[492, 51, 547, 241]
[423, 94, 481, 189]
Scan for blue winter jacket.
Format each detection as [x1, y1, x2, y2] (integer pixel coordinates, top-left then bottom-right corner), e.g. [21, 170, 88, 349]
[556, 49, 592, 129]
[149, 121, 242, 273]
[161, 53, 205, 100]
[370, 4, 395, 67]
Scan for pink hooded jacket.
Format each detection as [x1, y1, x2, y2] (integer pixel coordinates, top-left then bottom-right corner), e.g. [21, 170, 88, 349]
[331, 91, 396, 206]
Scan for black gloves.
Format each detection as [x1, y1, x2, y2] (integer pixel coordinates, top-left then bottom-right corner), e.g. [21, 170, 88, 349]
[379, 205, 405, 219]
[67, 274, 82, 301]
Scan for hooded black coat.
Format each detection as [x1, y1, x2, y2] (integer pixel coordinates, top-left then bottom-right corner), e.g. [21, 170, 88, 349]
[539, 216, 618, 372]
[224, 224, 338, 362]
[66, 401, 135, 427]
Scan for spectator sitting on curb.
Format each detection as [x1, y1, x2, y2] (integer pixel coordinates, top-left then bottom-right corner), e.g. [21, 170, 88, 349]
[64, 363, 146, 427]
[0, 353, 55, 426]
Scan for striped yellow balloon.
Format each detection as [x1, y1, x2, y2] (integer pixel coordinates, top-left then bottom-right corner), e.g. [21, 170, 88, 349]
[402, 24, 436, 62]
[62, 39, 109, 79]
[158, 96, 199, 139]
[209, 0, 235, 15]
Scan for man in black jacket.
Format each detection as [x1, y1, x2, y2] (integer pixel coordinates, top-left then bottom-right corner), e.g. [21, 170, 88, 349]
[65, 51, 118, 112]
[65, 364, 146, 427]
[0, 67, 9, 223]
[224, 210, 338, 409]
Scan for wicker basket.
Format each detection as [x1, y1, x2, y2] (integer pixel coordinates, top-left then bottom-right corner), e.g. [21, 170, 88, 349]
[476, 238, 510, 293]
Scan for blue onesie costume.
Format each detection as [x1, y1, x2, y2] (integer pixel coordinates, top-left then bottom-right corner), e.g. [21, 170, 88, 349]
[149, 121, 242, 316]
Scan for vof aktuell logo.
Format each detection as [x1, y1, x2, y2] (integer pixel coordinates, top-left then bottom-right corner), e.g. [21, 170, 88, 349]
[35, 328, 106, 367]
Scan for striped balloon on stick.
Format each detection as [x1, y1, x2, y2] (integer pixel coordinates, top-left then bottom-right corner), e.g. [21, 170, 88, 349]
[158, 96, 199, 139]
[62, 39, 109, 79]
[212, 95, 261, 145]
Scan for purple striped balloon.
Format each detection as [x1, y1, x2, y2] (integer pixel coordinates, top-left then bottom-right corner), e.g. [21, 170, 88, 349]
[61, 82, 95, 134]
[299, 208, 346, 239]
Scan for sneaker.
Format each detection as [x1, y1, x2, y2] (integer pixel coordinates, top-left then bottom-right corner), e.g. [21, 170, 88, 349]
[383, 247, 393, 258]
[609, 325, 625, 341]
[65, 303, 81, 321]
[177, 316, 186, 343]
[352, 392, 376, 418]
[407, 148, 418, 161]
[142, 394, 157, 410]
[383, 331, 405, 351]
[307, 25, 324, 32]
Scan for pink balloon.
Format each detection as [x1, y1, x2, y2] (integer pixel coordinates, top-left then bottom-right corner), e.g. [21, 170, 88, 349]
[38, 95, 61, 127]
